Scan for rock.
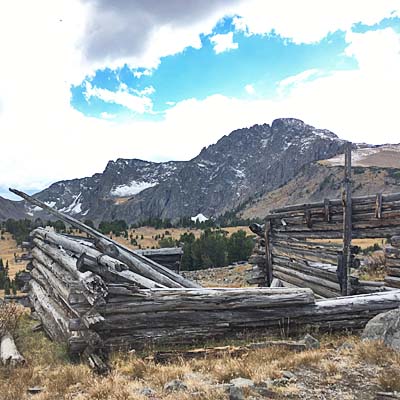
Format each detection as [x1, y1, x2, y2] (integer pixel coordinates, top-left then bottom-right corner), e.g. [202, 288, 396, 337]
[229, 385, 245, 400]
[302, 334, 320, 349]
[230, 377, 255, 388]
[271, 378, 289, 386]
[254, 384, 276, 397]
[338, 341, 354, 351]
[362, 308, 400, 351]
[27, 387, 44, 395]
[163, 379, 188, 392]
[139, 387, 156, 397]
[282, 371, 296, 380]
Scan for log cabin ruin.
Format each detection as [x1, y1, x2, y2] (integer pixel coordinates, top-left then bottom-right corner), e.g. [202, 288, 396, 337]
[5, 142, 400, 370]
[248, 143, 400, 295]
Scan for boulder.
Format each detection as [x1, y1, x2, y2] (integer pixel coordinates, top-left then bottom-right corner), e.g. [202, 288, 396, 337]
[362, 307, 400, 351]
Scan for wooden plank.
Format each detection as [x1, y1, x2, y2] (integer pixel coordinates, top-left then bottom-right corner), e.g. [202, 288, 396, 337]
[264, 220, 273, 286]
[375, 193, 383, 219]
[342, 142, 353, 296]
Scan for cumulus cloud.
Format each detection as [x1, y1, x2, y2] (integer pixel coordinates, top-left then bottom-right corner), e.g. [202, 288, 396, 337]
[84, 82, 154, 114]
[0, 0, 399, 199]
[210, 32, 239, 54]
[233, 0, 400, 43]
[79, 0, 241, 73]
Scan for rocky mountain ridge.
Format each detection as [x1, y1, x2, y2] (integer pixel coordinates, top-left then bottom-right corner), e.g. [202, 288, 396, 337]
[0, 118, 365, 223]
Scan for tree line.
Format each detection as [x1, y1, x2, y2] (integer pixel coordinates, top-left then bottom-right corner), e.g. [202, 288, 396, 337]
[159, 229, 254, 271]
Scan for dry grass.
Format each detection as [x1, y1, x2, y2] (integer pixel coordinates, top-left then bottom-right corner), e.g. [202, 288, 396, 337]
[0, 232, 28, 279]
[2, 324, 400, 399]
[70, 225, 251, 251]
[0, 302, 26, 335]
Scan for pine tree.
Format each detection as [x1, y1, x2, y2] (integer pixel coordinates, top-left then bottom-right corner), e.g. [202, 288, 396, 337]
[4, 279, 10, 295]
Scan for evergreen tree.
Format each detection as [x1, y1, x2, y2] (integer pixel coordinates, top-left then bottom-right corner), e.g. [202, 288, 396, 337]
[227, 230, 254, 264]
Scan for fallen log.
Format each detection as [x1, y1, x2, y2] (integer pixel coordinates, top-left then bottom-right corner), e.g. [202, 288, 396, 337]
[375, 392, 400, 400]
[0, 332, 26, 366]
[33, 228, 188, 289]
[77, 253, 166, 289]
[11, 190, 198, 288]
[151, 339, 308, 363]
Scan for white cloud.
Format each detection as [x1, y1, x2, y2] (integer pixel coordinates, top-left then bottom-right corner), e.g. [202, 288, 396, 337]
[134, 86, 156, 97]
[84, 82, 153, 114]
[279, 69, 320, 90]
[233, 0, 400, 43]
[100, 112, 116, 119]
[78, 0, 241, 76]
[210, 32, 239, 54]
[133, 69, 153, 79]
[245, 84, 256, 94]
[0, 0, 400, 200]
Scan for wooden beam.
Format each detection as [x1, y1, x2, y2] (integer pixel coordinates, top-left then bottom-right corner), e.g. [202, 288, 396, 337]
[375, 193, 383, 219]
[342, 142, 353, 296]
[10, 188, 199, 289]
[264, 220, 273, 286]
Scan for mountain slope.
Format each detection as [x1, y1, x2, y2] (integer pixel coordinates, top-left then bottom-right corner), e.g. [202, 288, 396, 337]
[2, 118, 351, 223]
[240, 147, 400, 220]
[0, 197, 26, 220]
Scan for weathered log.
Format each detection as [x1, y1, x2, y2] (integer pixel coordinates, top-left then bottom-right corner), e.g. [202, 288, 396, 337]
[1, 332, 26, 366]
[270, 278, 284, 287]
[391, 236, 400, 248]
[375, 392, 400, 400]
[32, 238, 107, 305]
[249, 223, 265, 238]
[96, 239, 193, 288]
[272, 264, 342, 292]
[29, 281, 102, 355]
[10, 189, 198, 288]
[272, 244, 339, 265]
[95, 290, 400, 348]
[270, 192, 400, 215]
[31, 265, 87, 312]
[29, 280, 72, 341]
[385, 246, 400, 258]
[272, 269, 340, 298]
[151, 339, 308, 363]
[385, 276, 400, 288]
[32, 228, 188, 289]
[77, 253, 166, 289]
[99, 287, 315, 314]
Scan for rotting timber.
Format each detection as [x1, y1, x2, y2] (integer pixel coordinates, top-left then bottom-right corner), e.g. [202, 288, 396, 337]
[9, 188, 400, 370]
[248, 142, 400, 297]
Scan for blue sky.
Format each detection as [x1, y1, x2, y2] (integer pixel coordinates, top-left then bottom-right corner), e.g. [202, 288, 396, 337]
[71, 20, 362, 120]
[0, 0, 400, 199]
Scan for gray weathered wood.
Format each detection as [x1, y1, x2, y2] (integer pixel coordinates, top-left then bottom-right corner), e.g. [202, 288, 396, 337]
[1, 332, 26, 366]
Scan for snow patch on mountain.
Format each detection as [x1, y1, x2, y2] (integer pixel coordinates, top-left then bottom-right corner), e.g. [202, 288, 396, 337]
[110, 181, 158, 197]
[325, 145, 400, 168]
[191, 213, 209, 223]
[59, 193, 82, 214]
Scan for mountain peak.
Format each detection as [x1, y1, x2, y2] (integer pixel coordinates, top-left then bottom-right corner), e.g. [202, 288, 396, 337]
[4, 118, 349, 223]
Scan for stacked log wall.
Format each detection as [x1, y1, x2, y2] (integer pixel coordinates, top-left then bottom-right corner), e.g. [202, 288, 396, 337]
[264, 192, 400, 296]
[385, 236, 400, 288]
[15, 227, 400, 358]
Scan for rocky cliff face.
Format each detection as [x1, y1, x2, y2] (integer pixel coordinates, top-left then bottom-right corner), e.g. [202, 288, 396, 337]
[0, 197, 26, 220]
[4, 118, 348, 223]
